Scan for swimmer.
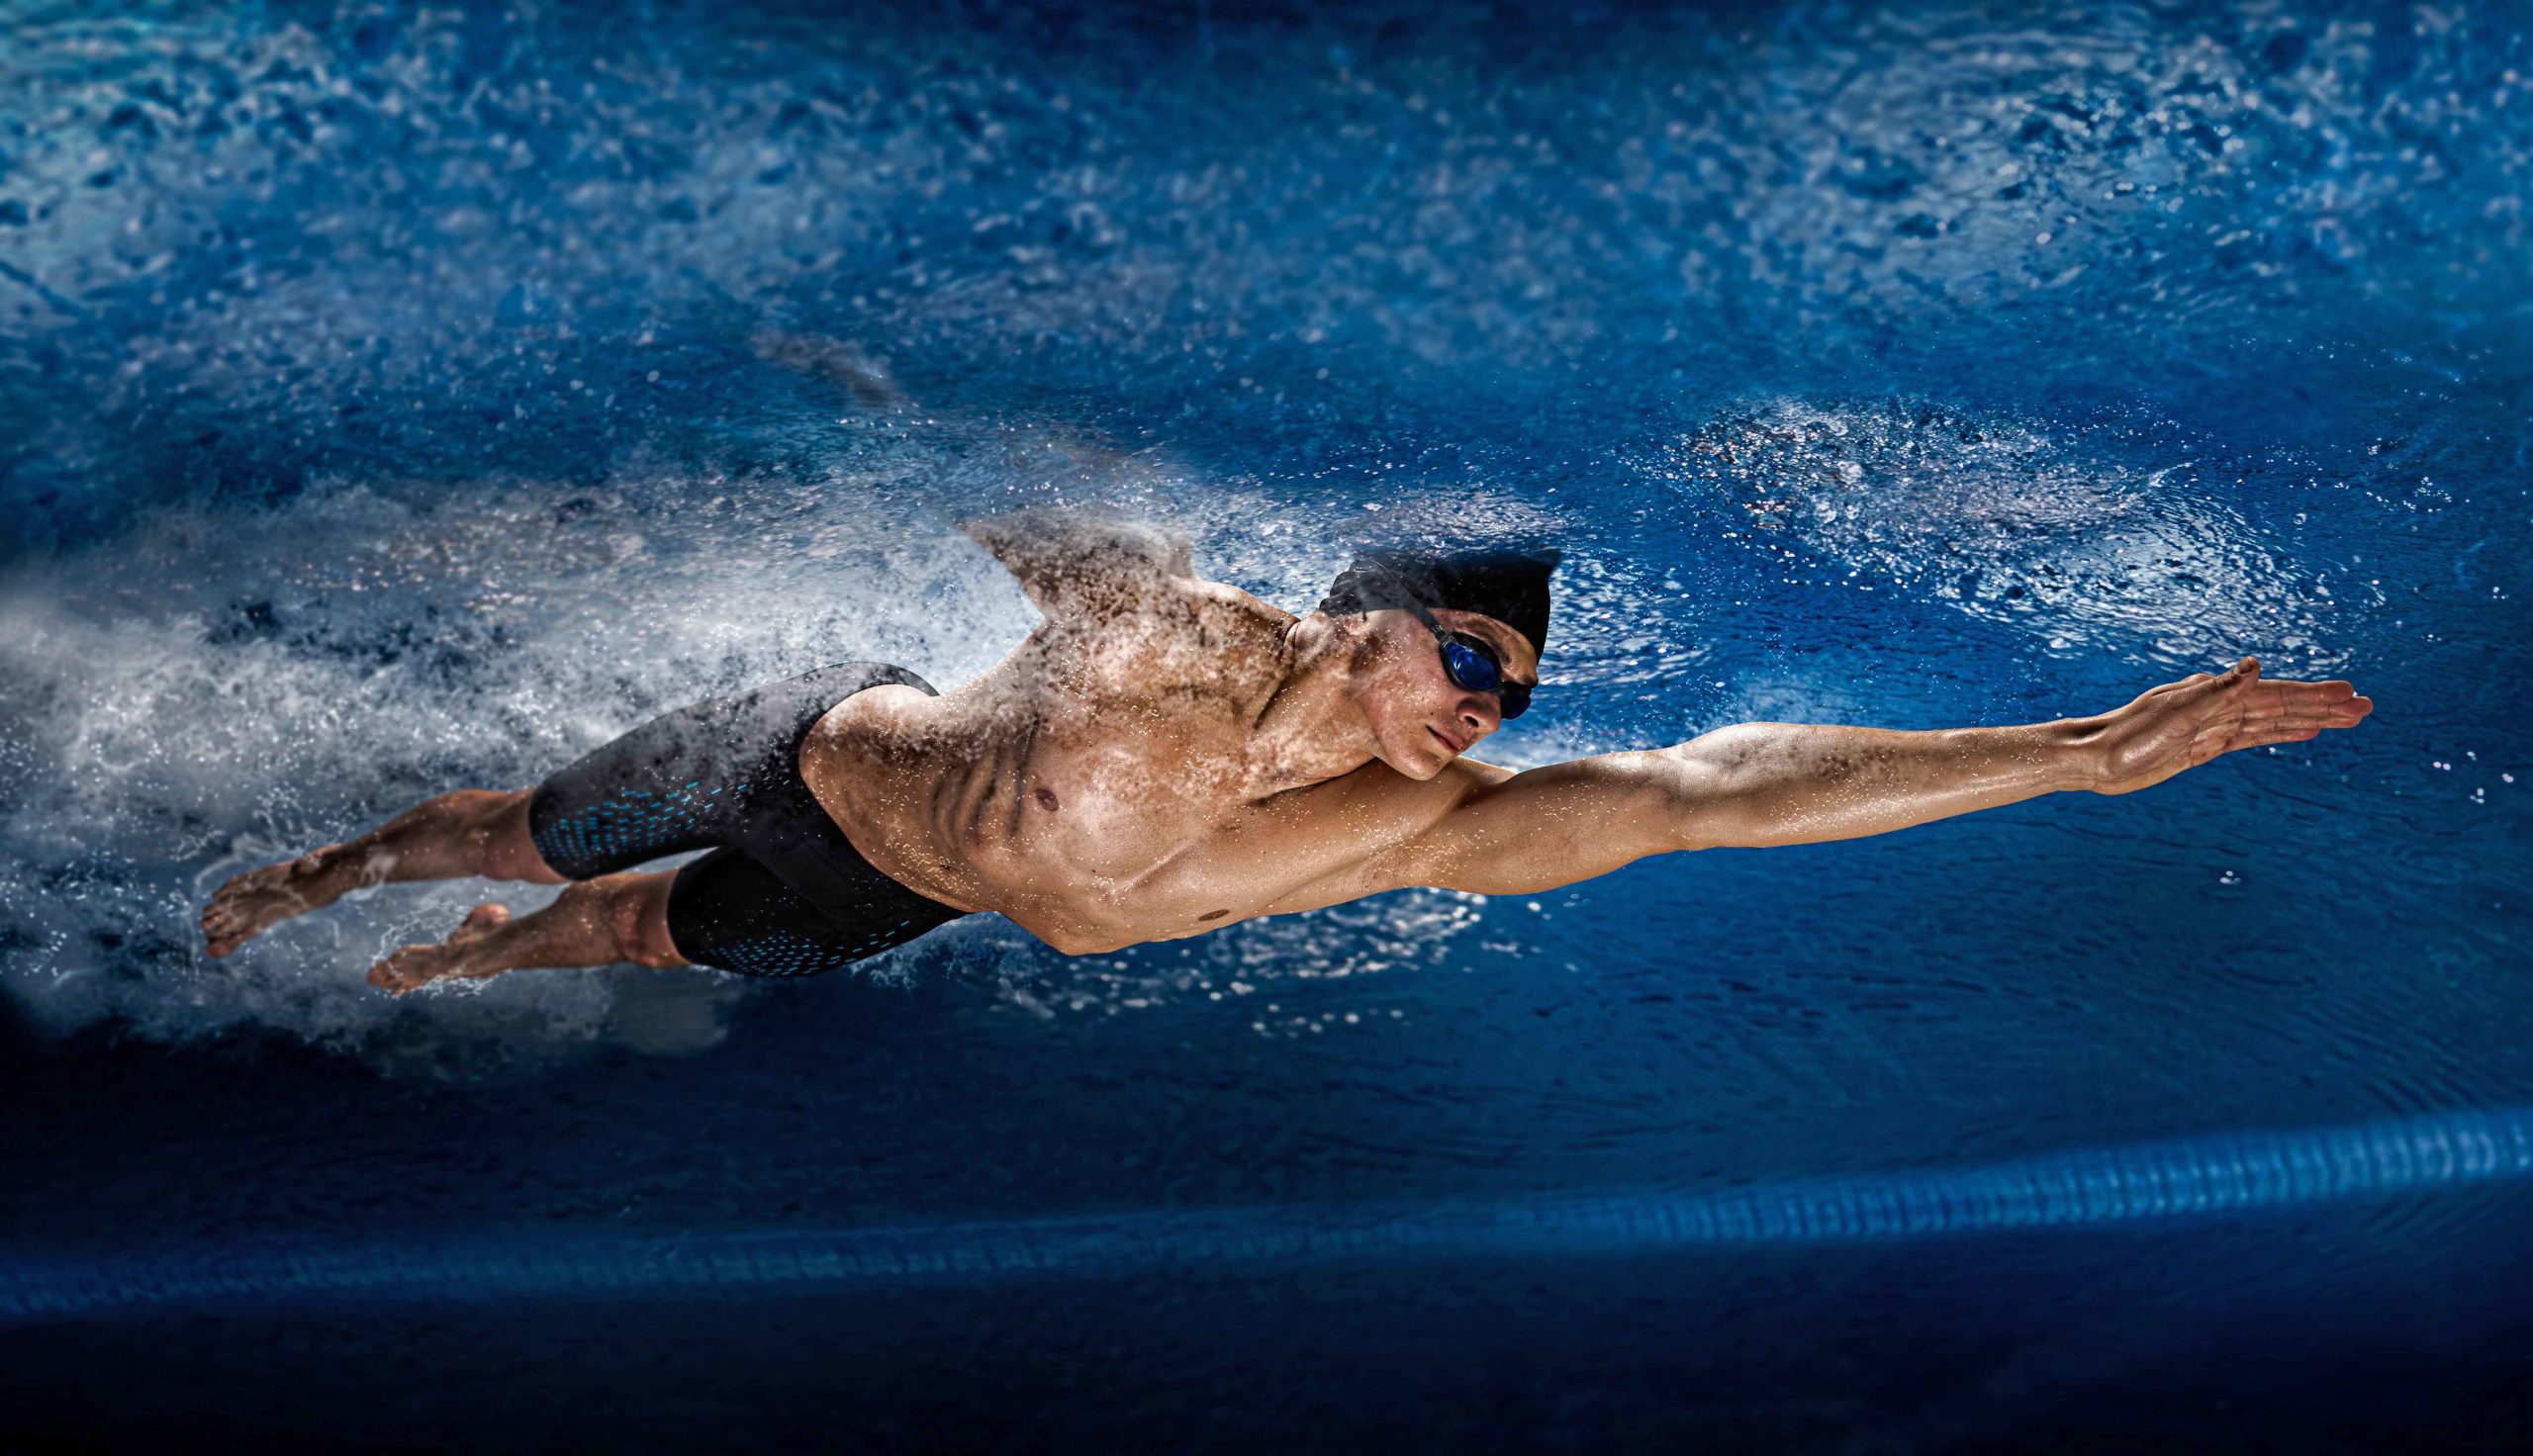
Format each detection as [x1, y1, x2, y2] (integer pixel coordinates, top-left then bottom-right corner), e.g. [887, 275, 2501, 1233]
[200, 512, 2373, 992]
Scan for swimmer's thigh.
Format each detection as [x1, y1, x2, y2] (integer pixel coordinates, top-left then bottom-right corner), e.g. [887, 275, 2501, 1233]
[526, 663, 931, 880]
[665, 848, 964, 977]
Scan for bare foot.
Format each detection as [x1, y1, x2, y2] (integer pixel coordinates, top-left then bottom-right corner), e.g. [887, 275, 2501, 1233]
[203, 846, 355, 956]
[367, 904, 513, 996]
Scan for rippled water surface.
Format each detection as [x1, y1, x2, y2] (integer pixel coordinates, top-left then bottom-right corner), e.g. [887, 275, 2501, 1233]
[3, 0, 2529, 1449]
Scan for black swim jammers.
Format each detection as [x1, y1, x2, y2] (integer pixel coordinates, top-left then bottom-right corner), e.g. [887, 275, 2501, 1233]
[526, 662, 970, 977]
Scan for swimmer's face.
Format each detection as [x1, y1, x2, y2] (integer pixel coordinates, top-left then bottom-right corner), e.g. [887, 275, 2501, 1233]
[1349, 607, 1541, 779]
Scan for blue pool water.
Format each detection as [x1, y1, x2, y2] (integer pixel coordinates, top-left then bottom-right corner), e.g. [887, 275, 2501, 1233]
[3, 0, 2529, 1448]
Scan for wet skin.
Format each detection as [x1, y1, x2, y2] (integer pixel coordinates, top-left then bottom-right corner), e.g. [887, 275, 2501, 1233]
[202, 511, 2372, 990]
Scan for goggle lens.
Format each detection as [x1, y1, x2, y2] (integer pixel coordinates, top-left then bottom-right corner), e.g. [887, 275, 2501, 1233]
[1440, 635, 1531, 720]
[1441, 638, 1500, 690]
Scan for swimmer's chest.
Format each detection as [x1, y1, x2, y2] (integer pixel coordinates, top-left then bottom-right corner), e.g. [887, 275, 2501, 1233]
[994, 731, 1357, 926]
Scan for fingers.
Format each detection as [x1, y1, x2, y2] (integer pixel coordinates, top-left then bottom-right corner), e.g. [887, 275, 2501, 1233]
[2134, 660, 2368, 730]
[2234, 710, 2368, 742]
[2231, 710, 2366, 750]
[2200, 656, 2256, 683]
[2242, 683, 2373, 721]
[2209, 659, 2373, 717]
[2256, 677, 2358, 698]
[2157, 654, 2372, 763]
[2211, 656, 2258, 689]
[2169, 658, 2256, 699]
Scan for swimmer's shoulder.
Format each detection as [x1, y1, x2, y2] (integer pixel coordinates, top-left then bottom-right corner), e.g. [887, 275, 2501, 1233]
[1185, 578, 1298, 634]
[803, 678, 943, 762]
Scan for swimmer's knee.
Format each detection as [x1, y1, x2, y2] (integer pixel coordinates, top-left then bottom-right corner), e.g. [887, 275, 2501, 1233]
[475, 787, 568, 883]
[601, 874, 686, 968]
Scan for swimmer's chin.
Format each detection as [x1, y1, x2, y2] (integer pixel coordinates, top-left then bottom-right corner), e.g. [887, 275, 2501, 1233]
[1377, 728, 1462, 780]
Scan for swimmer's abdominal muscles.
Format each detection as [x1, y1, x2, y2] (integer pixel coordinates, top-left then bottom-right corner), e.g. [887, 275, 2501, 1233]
[1373, 656, 2371, 896]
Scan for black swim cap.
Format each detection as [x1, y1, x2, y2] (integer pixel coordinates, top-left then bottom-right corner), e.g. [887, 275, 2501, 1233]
[1316, 548, 1562, 658]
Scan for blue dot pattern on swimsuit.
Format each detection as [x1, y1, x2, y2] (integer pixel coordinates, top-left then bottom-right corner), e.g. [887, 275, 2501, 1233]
[711, 918, 927, 977]
[529, 778, 751, 872]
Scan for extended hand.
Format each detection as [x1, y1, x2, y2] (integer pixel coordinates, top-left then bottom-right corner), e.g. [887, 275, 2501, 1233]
[2077, 657, 2372, 795]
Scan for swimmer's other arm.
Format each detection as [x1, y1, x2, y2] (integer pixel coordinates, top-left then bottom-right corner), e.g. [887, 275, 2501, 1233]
[1359, 657, 2371, 898]
[961, 508, 1196, 619]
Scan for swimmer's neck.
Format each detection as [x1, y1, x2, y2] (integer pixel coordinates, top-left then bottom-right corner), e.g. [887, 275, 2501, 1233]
[1236, 613, 1388, 798]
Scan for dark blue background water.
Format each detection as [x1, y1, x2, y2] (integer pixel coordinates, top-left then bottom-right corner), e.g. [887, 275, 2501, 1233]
[4, 0, 2529, 1449]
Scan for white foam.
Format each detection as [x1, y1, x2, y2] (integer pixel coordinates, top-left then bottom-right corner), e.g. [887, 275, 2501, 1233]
[1661, 399, 2349, 671]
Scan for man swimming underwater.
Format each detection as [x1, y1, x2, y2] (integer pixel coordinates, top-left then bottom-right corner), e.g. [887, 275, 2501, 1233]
[202, 513, 2372, 992]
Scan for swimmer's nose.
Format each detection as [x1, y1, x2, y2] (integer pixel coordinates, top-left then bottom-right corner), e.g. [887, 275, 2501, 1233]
[1458, 697, 1499, 737]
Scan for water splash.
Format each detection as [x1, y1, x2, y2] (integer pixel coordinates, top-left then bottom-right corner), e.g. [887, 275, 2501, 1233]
[8, 1105, 2527, 1320]
[967, 886, 1489, 1029]
[1662, 398, 2349, 669]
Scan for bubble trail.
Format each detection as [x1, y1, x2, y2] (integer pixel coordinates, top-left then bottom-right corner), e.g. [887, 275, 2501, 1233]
[8, 1106, 2529, 1322]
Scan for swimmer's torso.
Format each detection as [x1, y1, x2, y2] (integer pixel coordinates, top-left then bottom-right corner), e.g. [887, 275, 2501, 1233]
[798, 581, 1445, 954]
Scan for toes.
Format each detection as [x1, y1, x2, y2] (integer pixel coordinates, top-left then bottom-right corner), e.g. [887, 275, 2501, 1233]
[200, 899, 255, 955]
[368, 953, 423, 994]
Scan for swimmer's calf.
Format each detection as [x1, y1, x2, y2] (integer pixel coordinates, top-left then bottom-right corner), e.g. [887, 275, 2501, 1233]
[364, 870, 685, 995]
[202, 787, 561, 957]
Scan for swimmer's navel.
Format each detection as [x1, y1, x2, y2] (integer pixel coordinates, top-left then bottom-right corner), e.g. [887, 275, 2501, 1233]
[1034, 786, 1060, 812]
[1198, 908, 1230, 922]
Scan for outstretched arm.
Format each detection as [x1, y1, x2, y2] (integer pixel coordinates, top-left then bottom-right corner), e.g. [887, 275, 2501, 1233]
[961, 508, 1196, 620]
[1364, 656, 2371, 897]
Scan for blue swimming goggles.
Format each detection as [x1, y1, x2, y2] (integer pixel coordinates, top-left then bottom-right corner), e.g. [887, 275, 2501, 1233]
[1399, 599, 1536, 720]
